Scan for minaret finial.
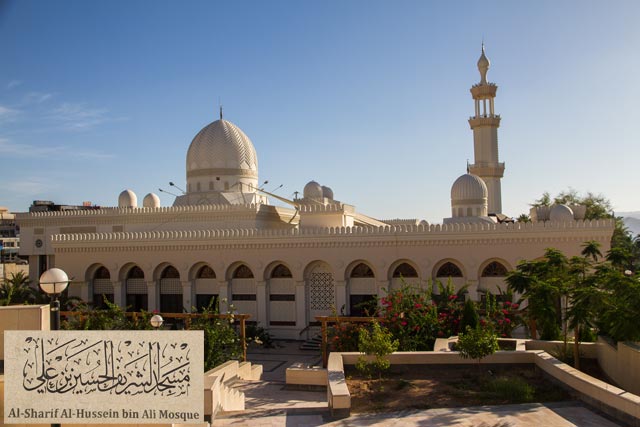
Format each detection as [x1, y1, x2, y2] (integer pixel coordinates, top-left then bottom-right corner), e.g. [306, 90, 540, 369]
[477, 41, 490, 85]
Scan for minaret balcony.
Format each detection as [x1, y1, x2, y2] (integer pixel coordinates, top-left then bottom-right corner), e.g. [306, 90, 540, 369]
[469, 162, 505, 178]
[470, 84, 498, 99]
[468, 115, 501, 129]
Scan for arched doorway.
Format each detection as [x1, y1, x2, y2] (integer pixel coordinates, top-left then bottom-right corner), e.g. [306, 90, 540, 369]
[348, 262, 377, 316]
[160, 265, 182, 313]
[92, 266, 113, 309]
[434, 261, 465, 294]
[230, 264, 256, 322]
[194, 265, 217, 311]
[479, 260, 509, 300]
[125, 266, 147, 312]
[268, 263, 295, 327]
[390, 262, 419, 290]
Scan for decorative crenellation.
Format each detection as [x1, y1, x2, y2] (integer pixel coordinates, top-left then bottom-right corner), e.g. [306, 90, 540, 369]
[17, 203, 262, 218]
[51, 219, 615, 243]
[379, 218, 427, 226]
[298, 203, 349, 213]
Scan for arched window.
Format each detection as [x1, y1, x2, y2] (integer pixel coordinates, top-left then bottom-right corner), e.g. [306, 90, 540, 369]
[196, 265, 216, 279]
[233, 265, 254, 279]
[95, 266, 110, 279]
[161, 266, 180, 279]
[127, 266, 144, 279]
[436, 262, 463, 277]
[393, 263, 418, 278]
[271, 264, 292, 278]
[482, 261, 508, 277]
[350, 263, 374, 278]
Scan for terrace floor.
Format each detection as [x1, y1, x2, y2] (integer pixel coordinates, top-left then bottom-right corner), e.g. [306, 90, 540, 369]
[211, 341, 623, 427]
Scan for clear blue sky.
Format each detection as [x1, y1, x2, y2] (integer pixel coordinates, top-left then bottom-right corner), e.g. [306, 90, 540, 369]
[1, 1, 639, 223]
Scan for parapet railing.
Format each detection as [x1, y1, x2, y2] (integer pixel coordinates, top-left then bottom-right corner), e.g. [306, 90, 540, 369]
[51, 218, 616, 243]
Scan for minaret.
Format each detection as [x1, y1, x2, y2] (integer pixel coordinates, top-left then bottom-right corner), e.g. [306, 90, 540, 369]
[468, 44, 504, 214]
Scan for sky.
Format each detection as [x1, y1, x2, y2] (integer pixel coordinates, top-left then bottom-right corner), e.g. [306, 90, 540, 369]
[1, 1, 639, 223]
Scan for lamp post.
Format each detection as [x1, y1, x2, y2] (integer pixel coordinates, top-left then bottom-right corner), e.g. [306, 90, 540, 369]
[39, 268, 70, 331]
[39, 268, 69, 427]
[150, 314, 164, 330]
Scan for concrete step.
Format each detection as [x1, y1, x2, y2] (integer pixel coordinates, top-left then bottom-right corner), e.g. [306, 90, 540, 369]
[299, 335, 323, 351]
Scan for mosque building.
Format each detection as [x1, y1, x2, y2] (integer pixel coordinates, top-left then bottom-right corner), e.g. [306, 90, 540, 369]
[16, 47, 614, 338]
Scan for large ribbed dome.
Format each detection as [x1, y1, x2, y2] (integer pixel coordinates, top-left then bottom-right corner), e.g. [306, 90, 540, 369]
[186, 119, 258, 178]
[451, 174, 488, 202]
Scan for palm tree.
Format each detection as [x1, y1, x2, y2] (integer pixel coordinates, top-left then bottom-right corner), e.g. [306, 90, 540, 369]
[581, 240, 602, 262]
[0, 271, 36, 305]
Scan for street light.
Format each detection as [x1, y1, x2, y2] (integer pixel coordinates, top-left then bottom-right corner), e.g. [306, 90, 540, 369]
[39, 268, 69, 427]
[39, 268, 70, 331]
[150, 314, 164, 330]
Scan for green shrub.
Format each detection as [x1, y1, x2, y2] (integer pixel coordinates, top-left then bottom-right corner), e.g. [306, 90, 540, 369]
[189, 300, 242, 371]
[460, 299, 479, 331]
[483, 376, 534, 402]
[355, 321, 399, 378]
[457, 326, 499, 366]
[61, 298, 152, 330]
[246, 323, 274, 348]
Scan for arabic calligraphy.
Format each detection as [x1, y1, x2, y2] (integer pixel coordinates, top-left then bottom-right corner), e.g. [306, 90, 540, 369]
[20, 336, 192, 397]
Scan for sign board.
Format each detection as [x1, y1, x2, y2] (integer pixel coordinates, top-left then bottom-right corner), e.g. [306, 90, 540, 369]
[4, 330, 204, 424]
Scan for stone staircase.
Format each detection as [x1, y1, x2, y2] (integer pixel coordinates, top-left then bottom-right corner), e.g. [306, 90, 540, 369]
[299, 334, 323, 351]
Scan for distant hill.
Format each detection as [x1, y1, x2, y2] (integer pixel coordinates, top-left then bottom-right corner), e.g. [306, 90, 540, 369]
[619, 212, 640, 236]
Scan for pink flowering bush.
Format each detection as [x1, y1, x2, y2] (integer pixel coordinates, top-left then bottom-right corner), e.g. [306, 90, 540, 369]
[326, 284, 521, 352]
[380, 285, 439, 350]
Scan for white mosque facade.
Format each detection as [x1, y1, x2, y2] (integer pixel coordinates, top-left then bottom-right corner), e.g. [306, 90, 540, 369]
[17, 48, 614, 338]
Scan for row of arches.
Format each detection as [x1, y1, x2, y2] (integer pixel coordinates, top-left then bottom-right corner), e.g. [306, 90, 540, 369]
[86, 259, 511, 332]
[90, 259, 509, 283]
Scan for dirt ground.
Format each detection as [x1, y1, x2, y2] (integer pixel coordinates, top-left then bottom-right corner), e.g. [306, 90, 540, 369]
[346, 364, 572, 413]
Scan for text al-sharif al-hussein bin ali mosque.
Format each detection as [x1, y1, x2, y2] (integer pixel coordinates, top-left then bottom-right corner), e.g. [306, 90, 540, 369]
[17, 47, 614, 338]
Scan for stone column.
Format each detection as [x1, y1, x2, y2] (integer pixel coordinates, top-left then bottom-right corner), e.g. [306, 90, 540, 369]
[217, 280, 229, 313]
[335, 280, 347, 316]
[466, 279, 480, 301]
[182, 280, 192, 313]
[256, 280, 267, 327]
[295, 280, 306, 329]
[77, 281, 89, 302]
[147, 281, 158, 312]
[112, 281, 124, 308]
[376, 280, 389, 309]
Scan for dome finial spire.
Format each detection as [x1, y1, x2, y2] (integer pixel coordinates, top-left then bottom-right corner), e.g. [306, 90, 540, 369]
[219, 104, 223, 120]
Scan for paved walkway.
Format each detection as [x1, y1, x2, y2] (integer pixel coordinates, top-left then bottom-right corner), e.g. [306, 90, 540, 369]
[211, 341, 623, 427]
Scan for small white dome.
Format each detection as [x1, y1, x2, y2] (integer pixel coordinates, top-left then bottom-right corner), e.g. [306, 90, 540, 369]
[118, 189, 137, 208]
[322, 185, 334, 200]
[451, 174, 488, 202]
[304, 181, 323, 199]
[550, 204, 574, 222]
[143, 193, 161, 208]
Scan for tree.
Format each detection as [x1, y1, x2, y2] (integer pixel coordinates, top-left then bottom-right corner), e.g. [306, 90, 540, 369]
[457, 325, 499, 369]
[460, 299, 479, 331]
[0, 272, 36, 305]
[355, 321, 399, 378]
[506, 250, 566, 340]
